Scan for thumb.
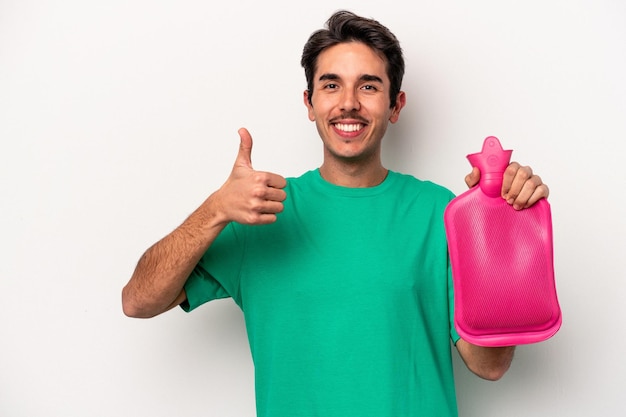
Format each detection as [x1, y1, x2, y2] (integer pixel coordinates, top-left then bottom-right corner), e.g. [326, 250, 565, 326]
[235, 127, 253, 169]
[465, 166, 480, 188]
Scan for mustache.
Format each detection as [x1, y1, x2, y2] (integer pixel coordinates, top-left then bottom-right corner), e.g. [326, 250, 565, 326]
[330, 112, 368, 124]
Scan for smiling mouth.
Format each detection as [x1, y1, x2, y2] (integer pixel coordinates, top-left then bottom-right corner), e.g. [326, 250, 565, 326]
[334, 123, 364, 132]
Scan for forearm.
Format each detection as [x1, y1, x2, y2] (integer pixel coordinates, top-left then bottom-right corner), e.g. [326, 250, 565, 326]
[122, 195, 228, 318]
[456, 338, 515, 381]
[122, 130, 287, 318]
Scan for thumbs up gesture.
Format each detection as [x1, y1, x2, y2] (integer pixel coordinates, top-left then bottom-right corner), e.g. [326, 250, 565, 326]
[214, 128, 287, 225]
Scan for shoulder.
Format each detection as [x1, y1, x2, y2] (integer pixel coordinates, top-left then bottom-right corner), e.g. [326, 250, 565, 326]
[285, 169, 317, 188]
[388, 171, 456, 202]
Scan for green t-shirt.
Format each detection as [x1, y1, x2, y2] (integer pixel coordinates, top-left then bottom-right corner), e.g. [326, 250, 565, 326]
[183, 169, 461, 416]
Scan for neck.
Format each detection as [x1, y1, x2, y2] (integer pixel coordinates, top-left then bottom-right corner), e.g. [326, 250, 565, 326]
[319, 162, 388, 187]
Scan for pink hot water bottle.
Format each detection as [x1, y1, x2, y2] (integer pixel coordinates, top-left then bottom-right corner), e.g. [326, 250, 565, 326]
[444, 136, 561, 347]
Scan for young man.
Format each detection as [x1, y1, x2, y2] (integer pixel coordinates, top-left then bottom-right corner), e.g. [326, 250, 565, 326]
[122, 10, 549, 416]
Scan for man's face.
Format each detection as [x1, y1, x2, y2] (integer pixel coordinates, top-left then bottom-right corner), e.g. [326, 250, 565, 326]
[304, 41, 405, 164]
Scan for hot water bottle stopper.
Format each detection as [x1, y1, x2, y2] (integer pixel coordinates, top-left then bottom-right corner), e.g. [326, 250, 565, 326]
[444, 136, 561, 346]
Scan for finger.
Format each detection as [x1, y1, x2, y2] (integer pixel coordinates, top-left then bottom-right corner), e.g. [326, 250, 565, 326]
[254, 213, 281, 225]
[262, 186, 287, 203]
[502, 163, 532, 202]
[259, 200, 285, 215]
[510, 175, 541, 210]
[242, 211, 281, 225]
[508, 174, 548, 210]
[244, 200, 284, 225]
[248, 174, 287, 203]
[522, 183, 549, 209]
[465, 167, 480, 188]
[248, 171, 287, 194]
[501, 162, 519, 198]
[265, 172, 287, 190]
[235, 127, 253, 169]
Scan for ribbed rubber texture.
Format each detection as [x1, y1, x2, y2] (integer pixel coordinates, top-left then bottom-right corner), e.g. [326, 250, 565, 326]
[445, 190, 561, 346]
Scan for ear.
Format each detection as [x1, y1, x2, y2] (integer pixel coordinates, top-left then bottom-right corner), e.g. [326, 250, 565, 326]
[389, 91, 406, 123]
[303, 90, 315, 121]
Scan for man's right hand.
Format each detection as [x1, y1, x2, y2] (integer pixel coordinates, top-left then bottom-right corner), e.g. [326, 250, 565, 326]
[121, 128, 287, 318]
[212, 128, 287, 225]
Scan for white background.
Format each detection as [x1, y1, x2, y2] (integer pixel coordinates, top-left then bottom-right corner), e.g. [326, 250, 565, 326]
[1, 1, 625, 416]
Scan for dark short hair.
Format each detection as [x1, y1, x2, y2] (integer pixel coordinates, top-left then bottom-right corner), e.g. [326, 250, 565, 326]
[301, 10, 405, 108]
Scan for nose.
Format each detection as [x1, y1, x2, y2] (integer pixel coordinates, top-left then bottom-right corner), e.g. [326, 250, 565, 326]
[340, 88, 361, 112]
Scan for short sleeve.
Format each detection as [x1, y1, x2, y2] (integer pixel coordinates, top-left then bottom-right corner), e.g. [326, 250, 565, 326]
[180, 222, 245, 312]
[181, 264, 230, 312]
[448, 255, 461, 344]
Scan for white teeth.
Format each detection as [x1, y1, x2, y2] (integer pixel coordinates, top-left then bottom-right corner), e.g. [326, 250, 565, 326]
[335, 123, 363, 132]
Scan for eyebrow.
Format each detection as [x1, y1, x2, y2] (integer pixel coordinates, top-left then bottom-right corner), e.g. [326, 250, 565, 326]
[318, 73, 384, 84]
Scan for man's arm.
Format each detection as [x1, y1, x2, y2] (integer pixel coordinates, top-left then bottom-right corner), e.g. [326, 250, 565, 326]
[458, 160, 549, 379]
[121, 200, 230, 318]
[456, 339, 515, 381]
[121, 128, 287, 318]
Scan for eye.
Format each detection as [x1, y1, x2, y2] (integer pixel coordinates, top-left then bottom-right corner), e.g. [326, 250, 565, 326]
[323, 83, 338, 90]
[361, 84, 378, 91]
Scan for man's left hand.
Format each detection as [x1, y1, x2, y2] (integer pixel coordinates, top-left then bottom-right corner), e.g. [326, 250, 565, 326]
[465, 162, 549, 210]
